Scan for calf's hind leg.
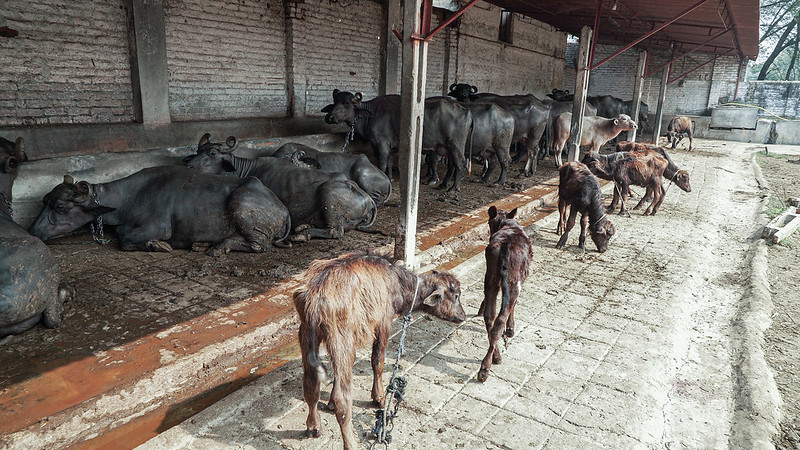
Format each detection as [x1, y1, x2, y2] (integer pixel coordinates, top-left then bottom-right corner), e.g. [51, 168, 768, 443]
[300, 323, 322, 438]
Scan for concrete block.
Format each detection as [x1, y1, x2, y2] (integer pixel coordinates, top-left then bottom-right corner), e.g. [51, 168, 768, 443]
[773, 121, 800, 145]
[711, 106, 758, 129]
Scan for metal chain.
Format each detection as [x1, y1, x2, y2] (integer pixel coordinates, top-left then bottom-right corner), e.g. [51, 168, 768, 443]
[370, 279, 419, 449]
[89, 215, 110, 245]
[1, 192, 12, 218]
[340, 121, 356, 152]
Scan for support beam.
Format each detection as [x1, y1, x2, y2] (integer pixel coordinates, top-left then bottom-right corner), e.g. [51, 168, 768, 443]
[652, 63, 670, 144]
[644, 28, 731, 77]
[380, 0, 402, 95]
[734, 56, 744, 101]
[127, 0, 170, 125]
[568, 26, 593, 162]
[629, 50, 647, 142]
[394, 0, 428, 268]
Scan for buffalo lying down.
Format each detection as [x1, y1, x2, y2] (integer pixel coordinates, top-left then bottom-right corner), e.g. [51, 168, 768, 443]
[1, 137, 72, 337]
[271, 142, 391, 205]
[184, 134, 377, 242]
[29, 166, 291, 255]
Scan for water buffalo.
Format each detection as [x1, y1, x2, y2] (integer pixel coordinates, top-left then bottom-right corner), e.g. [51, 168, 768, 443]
[538, 98, 597, 164]
[446, 83, 501, 103]
[184, 133, 377, 241]
[1, 137, 72, 337]
[547, 88, 574, 102]
[588, 95, 649, 131]
[666, 116, 694, 150]
[426, 101, 514, 185]
[271, 143, 391, 205]
[29, 166, 291, 255]
[321, 90, 473, 192]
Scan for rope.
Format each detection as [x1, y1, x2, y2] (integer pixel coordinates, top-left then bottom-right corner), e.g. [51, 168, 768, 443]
[719, 102, 800, 122]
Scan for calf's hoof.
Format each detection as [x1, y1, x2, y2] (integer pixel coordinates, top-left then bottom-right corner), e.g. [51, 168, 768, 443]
[326, 399, 335, 411]
[504, 327, 514, 338]
[492, 352, 502, 365]
[304, 429, 320, 439]
[477, 368, 490, 383]
[147, 240, 174, 252]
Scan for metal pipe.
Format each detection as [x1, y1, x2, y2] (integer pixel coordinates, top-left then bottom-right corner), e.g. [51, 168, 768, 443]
[589, 0, 713, 70]
[589, 0, 603, 68]
[734, 56, 743, 100]
[667, 50, 732, 84]
[423, 0, 481, 41]
[644, 28, 731, 77]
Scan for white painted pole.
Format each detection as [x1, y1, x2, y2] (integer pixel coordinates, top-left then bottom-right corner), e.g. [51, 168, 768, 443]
[568, 26, 592, 162]
[629, 50, 647, 142]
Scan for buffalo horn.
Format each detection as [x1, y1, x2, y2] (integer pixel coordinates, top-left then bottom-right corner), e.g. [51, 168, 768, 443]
[63, 175, 74, 185]
[354, 92, 362, 103]
[449, 83, 457, 91]
[14, 137, 27, 162]
[198, 132, 211, 149]
[470, 85, 478, 94]
[74, 180, 92, 203]
[224, 136, 238, 152]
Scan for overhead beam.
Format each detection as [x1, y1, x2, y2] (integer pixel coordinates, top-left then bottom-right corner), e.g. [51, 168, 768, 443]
[589, 0, 713, 70]
[667, 50, 733, 84]
[644, 28, 731, 77]
[423, 0, 481, 41]
[395, 0, 429, 268]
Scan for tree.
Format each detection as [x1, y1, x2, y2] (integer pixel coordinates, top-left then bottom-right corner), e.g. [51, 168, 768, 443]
[748, 0, 800, 80]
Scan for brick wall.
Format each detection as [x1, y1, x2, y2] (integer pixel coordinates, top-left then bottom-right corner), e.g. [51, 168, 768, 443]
[164, 0, 288, 121]
[0, 0, 134, 127]
[292, 0, 383, 116]
[742, 82, 800, 119]
[455, 5, 565, 98]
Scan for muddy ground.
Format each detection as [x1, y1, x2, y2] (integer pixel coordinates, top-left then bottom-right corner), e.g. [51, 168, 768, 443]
[0, 153, 558, 392]
[756, 150, 800, 449]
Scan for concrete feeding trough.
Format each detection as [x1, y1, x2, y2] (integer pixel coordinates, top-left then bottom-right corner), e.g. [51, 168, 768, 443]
[711, 106, 758, 130]
[762, 205, 800, 243]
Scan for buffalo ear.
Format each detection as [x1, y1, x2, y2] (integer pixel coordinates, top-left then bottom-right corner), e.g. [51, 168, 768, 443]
[3, 157, 19, 172]
[471, 85, 478, 94]
[222, 159, 236, 173]
[321, 104, 334, 113]
[63, 175, 74, 185]
[198, 133, 211, 148]
[354, 92, 362, 103]
[333, 89, 340, 99]
[422, 289, 441, 307]
[507, 207, 518, 219]
[614, 118, 620, 126]
[449, 83, 457, 91]
[488, 205, 497, 219]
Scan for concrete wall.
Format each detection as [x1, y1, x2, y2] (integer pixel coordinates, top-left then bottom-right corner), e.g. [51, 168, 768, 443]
[741, 82, 800, 119]
[0, 0, 135, 127]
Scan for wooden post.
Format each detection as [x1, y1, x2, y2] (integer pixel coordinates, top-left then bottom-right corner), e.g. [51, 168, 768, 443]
[127, 0, 171, 125]
[652, 63, 670, 145]
[629, 50, 647, 142]
[394, 0, 428, 268]
[380, 0, 401, 96]
[568, 26, 592, 162]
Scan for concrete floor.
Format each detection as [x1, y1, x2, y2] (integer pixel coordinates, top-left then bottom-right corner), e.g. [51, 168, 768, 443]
[135, 140, 780, 449]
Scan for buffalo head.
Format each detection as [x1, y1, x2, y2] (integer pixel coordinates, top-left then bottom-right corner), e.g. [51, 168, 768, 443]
[1, 136, 26, 175]
[590, 217, 616, 253]
[321, 89, 370, 125]
[417, 269, 466, 324]
[183, 133, 238, 174]
[487, 205, 518, 236]
[29, 175, 114, 242]
[613, 114, 638, 131]
[447, 83, 478, 102]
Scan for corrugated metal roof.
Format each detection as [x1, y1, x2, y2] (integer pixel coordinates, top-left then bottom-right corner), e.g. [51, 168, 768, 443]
[482, 0, 759, 59]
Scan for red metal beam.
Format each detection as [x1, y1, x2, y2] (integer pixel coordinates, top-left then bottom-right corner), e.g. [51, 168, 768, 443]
[734, 56, 743, 100]
[422, 0, 482, 42]
[421, 0, 432, 36]
[645, 28, 732, 77]
[667, 49, 733, 84]
[589, 0, 713, 70]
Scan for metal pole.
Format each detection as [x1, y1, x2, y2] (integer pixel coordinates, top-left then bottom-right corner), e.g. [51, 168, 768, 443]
[629, 50, 647, 142]
[395, 0, 428, 268]
[569, 26, 593, 162]
[652, 63, 670, 144]
[734, 56, 744, 101]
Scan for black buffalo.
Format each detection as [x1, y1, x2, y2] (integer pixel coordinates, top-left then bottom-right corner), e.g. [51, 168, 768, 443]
[546, 88, 574, 102]
[1, 137, 72, 337]
[588, 95, 649, 130]
[446, 83, 502, 103]
[184, 133, 376, 241]
[29, 166, 292, 254]
[322, 90, 473, 192]
[271, 142, 391, 205]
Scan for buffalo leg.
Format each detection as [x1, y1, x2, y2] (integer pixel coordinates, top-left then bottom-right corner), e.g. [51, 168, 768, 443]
[330, 346, 357, 450]
[494, 146, 511, 185]
[370, 324, 389, 406]
[478, 269, 500, 382]
[42, 285, 70, 328]
[479, 280, 519, 382]
[373, 142, 392, 178]
[424, 152, 440, 185]
[578, 212, 589, 249]
[300, 324, 322, 439]
[556, 198, 569, 235]
[646, 183, 666, 215]
[208, 236, 268, 256]
[617, 180, 630, 216]
[437, 154, 455, 191]
[687, 129, 693, 151]
[556, 206, 579, 249]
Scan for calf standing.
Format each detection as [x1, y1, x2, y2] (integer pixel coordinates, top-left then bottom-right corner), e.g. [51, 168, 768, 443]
[556, 162, 616, 252]
[615, 141, 692, 195]
[294, 251, 466, 450]
[582, 151, 670, 216]
[666, 116, 693, 150]
[551, 113, 637, 167]
[477, 206, 533, 382]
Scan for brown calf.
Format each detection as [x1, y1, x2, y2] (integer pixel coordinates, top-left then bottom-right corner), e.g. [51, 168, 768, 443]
[666, 116, 693, 150]
[293, 251, 466, 450]
[556, 162, 616, 252]
[615, 141, 692, 194]
[582, 151, 669, 215]
[551, 113, 638, 167]
[477, 206, 533, 382]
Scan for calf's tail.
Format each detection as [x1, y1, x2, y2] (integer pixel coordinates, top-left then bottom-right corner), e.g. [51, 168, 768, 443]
[294, 291, 329, 383]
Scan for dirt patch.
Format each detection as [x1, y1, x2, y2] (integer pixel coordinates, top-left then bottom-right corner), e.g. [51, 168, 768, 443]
[756, 150, 800, 449]
[0, 154, 559, 394]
